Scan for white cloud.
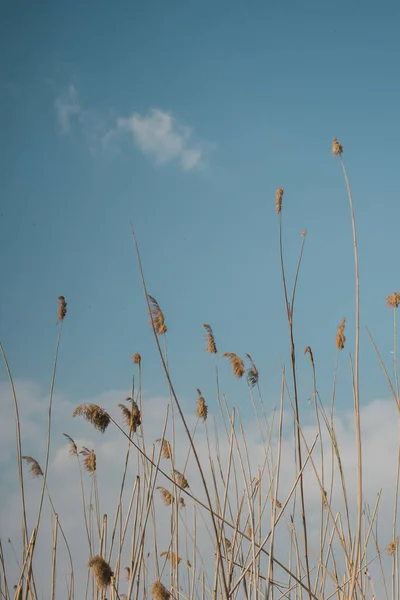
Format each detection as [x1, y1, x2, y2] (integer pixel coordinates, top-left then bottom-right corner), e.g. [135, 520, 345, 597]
[116, 108, 204, 170]
[54, 84, 80, 134]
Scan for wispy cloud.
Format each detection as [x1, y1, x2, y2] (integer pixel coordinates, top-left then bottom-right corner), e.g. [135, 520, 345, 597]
[116, 108, 204, 170]
[54, 84, 81, 134]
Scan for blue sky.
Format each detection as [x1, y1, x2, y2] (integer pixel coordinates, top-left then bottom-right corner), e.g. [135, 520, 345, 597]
[1, 0, 400, 411]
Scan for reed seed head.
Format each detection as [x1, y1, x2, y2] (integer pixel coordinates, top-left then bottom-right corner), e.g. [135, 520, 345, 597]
[63, 433, 78, 456]
[203, 324, 217, 354]
[332, 137, 343, 156]
[387, 537, 399, 556]
[196, 389, 208, 421]
[178, 497, 186, 509]
[148, 295, 167, 335]
[157, 486, 173, 506]
[88, 555, 113, 589]
[132, 352, 141, 364]
[303, 346, 314, 366]
[73, 404, 110, 433]
[301, 229, 307, 237]
[246, 353, 259, 388]
[336, 318, 346, 350]
[57, 296, 67, 322]
[118, 400, 141, 433]
[80, 447, 96, 473]
[156, 438, 172, 459]
[387, 292, 400, 309]
[22, 456, 43, 478]
[223, 352, 245, 378]
[151, 581, 170, 600]
[124, 566, 131, 580]
[275, 188, 284, 214]
[160, 551, 182, 569]
[174, 470, 189, 489]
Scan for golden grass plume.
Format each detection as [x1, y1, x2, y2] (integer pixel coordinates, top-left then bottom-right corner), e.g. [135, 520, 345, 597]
[336, 318, 346, 351]
[387, 292, 400, 309]
[246, 353, 259, 388]
[148, 295, 167, 335]
[203, 324, 217, 354]
[118, 398, 141, 433]
[332, 137, 343, 156]
[223, 352, 245, 378]
[303, 346, 314, 367]
[160, 551, 182, 569]
[63, 433, 78, 456]
[132, 352, 142, 364]
[276, 188, 283, 214]
[73, 404, 110, 433]
[22, 456, 43, 478]
[157, 486, 173, 506]
[151, 581, 170, 600]
[174, 470, 189, 489]
[387, 537, 399, 556]
[57, 295, 67, 322]
[80, 447, 96, 473]
[88, 555, 113, 588]
[156, 438, 172, 459]
[196, 389, 208, 421]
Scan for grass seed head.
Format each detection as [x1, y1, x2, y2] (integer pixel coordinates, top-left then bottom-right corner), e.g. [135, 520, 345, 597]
[22, 456, 43, 478]
[156, 438, 172, 459]
[336, 318, 346, 350]
[203, 324, 217, 354]
[148, 295, 167, 335]
[88, 555, 113, 588]
[246, 353, 259, 388]
[275, 188, 284, 214]
[118, 400, 141, 433]
[160, 551, 182, 569]
[196, 389, 208, 421]
[73, 404, 110, 433]
[387, 292, 400, 309]
[332, 137, 343, 156]
[151, 581, 170, 600]
[174, 470, 189, 489]
[387, 537, 399, 556]
[57, 296, 67, 322]
[132, 352, 141, 364]
[223, 352, 245, 378]
[63, 433, 78, 456]
[157, 486, 173, 505]
[80, 447, 96, 473]
[304, 346, 314, 366]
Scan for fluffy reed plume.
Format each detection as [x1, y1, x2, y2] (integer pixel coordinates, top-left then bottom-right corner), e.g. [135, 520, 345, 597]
[88, 555, 113, 589]
[132, 352, 141, 364]
[80, 447, 96, 473]
[387, 537, 399, 556]
[151, 581, 170, 600]
[160, 551, 182, 569]
[203, 324, 217, 354]
[118, 398, 141, 433]
[275, 187, 283, 214]
[387, 292, 400, 309]
[174, 470, 189, 489]
[22, 456, 43, 478]
[73, 404, 110, 433]
[63, 433, 78, 456]
[332, 137, 343, 156]
[57, 295, 67, 322]
[223, 352, 245, 378]
[196, 388, 208, 421]
[336, 317, 346, 350]
[246, 353, 259, 388]
[272, 498, 282, 509]
[301, 229, 307, 237]
[304, 346, 314, 366]
[156, 438, 172, 459]
[148, 295, 167, 334]
[178, 497, 186, 509]
[157, 486, 173, 506]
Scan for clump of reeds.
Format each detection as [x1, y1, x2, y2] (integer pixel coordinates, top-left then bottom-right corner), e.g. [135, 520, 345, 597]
[88, 555, 113, 588]
[80, 447, 96, 473]
[336, 317, 346, 350]
[246, 353, 259, 387]
[118, 398, 141, 433]
[73, 404, 110, 433]
[148, 295, 167, 334]
[223, 352, 245, 378]
[151, 581, 170, 600]
[387, 292, 400, 309]
[196, 389, 208, 421]
[22, 456, 43, 478]
[156, 438, 172, 459]
[276, 187, 283, 214]
[203, 324, 217, 353]
[332, 137, 343, 156]
[57, 295, 67, 322]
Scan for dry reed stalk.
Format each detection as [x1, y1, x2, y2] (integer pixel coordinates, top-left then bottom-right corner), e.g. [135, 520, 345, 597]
[73, 404, 110, 433]
[151, 580, 170, 600]
[196, 389, 208, 421]
[203, 324, 217, 353]
[276, 188, 283, 214]
[57, 295, 67, 322]
[245, 353, 259, 388]
[148, 295, 167, 334]
[336, 318, 346, 350]
[223, 352, 245, 378]
[332, 137, 343, 156]
[88, 555, 113, 588]
[80, 447, 96, 473]
[22, 456, 43, 478]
